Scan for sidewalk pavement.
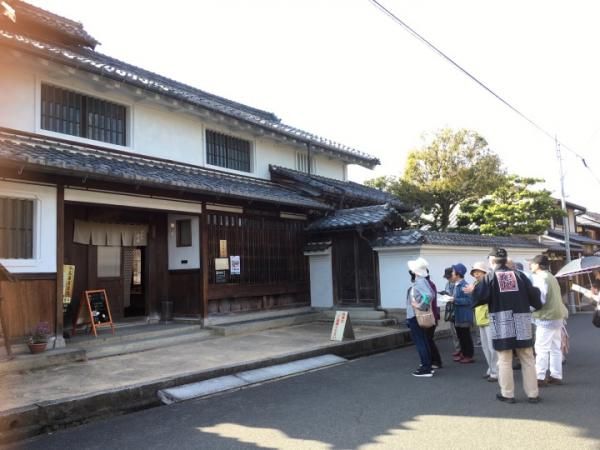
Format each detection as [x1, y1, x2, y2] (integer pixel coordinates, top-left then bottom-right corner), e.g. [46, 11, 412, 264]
[0, 320, 452, 444]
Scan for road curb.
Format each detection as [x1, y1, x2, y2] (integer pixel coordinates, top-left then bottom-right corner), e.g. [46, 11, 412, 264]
[0, 325, 437, 444]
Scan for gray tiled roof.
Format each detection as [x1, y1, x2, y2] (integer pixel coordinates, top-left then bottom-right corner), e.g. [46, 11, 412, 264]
[0, 130, 331, 210]
[306, 204, 398, 232]
[270, 165, 409, 211]
[546, 229, 600, 245]
[371, 230, 544, 249]
[9, 1, 99, 48]
[0, 28, 379, 168]
[303, 241, 332, 253]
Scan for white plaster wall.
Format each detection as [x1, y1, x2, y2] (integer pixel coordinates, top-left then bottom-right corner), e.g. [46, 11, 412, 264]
[0, 59, 350, 181]
[377, 250, 416, 309]
[0, 181, 57, 273]
[167, 214, 200, 270]
[308, 253, 333, 308]
[376, 246, 544, 309]
[0, 65, 36, 132]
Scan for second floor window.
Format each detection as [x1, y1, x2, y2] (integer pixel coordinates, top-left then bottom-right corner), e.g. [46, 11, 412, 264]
[296, 152, 316, 174]
[206, 130, 251, 172]
[41, 84, 127, 146]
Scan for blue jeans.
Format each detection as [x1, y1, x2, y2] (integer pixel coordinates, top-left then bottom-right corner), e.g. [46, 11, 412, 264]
[407, 317, 432, 370]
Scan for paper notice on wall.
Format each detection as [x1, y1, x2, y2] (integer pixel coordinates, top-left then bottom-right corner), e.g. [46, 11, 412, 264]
[215, 257, 229, 271]
[219, 240, 228, 258]
[230, 256, 240, 275]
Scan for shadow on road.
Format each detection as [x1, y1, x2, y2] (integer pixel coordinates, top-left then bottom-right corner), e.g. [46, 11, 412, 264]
[14, 314, 600, 449]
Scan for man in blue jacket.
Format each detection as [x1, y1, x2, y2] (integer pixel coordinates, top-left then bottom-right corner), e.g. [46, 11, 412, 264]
[472, 248, 542, 403]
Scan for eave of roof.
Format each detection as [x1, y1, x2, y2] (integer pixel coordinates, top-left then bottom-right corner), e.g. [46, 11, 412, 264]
[270, 165, 408, 211]
[371, 230, 545, 249]
[306, 204, 398, 232]
[0, 130, 332, 211]
[0, 28, 380, 168]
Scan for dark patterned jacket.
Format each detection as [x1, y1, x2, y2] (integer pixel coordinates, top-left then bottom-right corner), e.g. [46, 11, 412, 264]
[472, 265, 542, 351]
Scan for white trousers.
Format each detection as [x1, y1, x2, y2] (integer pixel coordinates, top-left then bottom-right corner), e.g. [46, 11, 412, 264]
[479, 325, 498, 377]
[535, 326, 563, 380]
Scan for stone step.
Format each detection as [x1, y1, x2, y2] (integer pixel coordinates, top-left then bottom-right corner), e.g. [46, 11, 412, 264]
[319, 309, 387, 321]
[83, 329, 215, 360]
[67, 323, 204, 349]
[208, 312, 321, 336]
[0, 348, 86, 376]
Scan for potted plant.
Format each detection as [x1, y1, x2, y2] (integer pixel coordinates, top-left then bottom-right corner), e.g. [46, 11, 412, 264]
[27, 321, 50, 354]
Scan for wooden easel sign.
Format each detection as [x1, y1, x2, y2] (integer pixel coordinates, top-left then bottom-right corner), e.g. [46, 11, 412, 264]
[72, 289, 115, 337]
[330, 311, 355, 341]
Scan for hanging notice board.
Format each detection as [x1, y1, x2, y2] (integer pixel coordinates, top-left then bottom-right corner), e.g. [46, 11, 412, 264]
[72, 289, 115, 337]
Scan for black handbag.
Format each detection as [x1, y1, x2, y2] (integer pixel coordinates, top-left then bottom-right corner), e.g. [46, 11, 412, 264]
[593, 310, 600, 328]
[444, 301, 455, 322]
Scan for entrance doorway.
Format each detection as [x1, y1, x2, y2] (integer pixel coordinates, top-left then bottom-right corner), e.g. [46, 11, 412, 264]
[124, 247, 145, 317]
[333, 232, 378, 306]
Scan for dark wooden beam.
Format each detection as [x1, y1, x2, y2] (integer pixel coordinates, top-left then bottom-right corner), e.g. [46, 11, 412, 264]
[55, 184, 65, 347]
[200, 203, 209, 320]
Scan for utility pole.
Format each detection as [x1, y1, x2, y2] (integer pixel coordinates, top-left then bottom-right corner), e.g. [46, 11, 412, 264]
[556, 136, 576, 314]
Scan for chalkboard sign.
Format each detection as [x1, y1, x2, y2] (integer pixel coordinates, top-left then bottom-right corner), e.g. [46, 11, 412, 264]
[72, 289, 115, 337]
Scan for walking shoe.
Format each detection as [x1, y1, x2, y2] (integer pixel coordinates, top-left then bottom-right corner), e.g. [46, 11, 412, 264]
[482, 374, 490, 379]
[431, 364, 442, 369]
[452, 351, 461, 357]
[459, 357, 475, 364]
[537, 379, 547, 387]
[487, 377, 498, 382]
[547, 376, 563, 385]
[412, 368, 433, 377]
[528, 397, 541, 404]
[496, 393, 516, 404]
[453, 353, 464, 362]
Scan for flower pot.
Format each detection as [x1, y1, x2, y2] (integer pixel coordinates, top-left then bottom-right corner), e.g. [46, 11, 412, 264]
[27, 342, 47, 354]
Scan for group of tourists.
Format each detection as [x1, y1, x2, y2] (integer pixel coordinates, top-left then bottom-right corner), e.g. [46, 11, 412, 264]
[406, 247, 571, 404]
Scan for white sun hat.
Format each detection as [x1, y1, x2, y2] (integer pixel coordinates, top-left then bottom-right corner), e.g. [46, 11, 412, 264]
[407, 257, 429, 277]
[470, 261, 488, 276]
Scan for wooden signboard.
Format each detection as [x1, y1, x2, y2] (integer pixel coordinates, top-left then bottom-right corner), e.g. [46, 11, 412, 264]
[72, 289, 115, 337]
[0, 262, 15, 359]
[330, 311, 355, 341]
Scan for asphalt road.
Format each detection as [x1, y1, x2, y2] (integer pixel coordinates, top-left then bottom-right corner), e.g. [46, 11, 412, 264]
[9, 314, 600, 450]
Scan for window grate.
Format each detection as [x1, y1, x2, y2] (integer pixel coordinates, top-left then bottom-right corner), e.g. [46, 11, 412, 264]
[0, 198, 34, 259]
[41, 84, 126, 146]
[206, 130, 251, 172]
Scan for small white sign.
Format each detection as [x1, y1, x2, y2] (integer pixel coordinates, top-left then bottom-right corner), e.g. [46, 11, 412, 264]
[330, 311, 355, 341]
[230, 256, 240, 275]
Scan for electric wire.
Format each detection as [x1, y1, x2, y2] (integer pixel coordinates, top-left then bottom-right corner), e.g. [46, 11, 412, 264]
[369, 0, 600, 185]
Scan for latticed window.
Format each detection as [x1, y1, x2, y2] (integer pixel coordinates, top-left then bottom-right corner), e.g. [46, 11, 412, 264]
[206, 130, 251, 172]
[295, 152, 316, 174]
[0, 198, 34, 259]
[41, 84, 127, 146]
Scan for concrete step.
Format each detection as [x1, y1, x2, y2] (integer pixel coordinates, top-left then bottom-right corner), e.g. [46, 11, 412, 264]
[0, 348, 86, 376]
[319, 309, 387, 321]
[82, 329, 215, 360]
[208, 312, 321, 336]
[67, 323, 204, 349]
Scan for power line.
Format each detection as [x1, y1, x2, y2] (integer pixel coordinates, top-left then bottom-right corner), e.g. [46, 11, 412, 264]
[368, 0, 600, 185]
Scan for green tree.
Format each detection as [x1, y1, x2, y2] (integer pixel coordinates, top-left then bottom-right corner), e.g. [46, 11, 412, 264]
[366, 128, 505, 230]
[456, 175, 564, 235]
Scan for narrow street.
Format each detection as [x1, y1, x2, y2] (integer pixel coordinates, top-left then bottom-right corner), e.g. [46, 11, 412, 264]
[12, 314, 599, 449]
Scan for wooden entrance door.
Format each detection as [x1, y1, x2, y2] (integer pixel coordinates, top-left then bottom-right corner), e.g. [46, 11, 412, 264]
[333, 233, 378, 306]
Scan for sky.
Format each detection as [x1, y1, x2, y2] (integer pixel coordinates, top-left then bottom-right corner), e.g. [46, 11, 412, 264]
[29, 0, 600, 212]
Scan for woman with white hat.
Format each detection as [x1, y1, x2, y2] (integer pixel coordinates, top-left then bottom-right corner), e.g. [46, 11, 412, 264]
[470, 261, 498, 381]
[406, 257, 435, 377]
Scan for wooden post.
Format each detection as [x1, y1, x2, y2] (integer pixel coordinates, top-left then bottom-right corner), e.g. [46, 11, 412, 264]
[200, 203, 209, 320]
[54, 184, 66, 348]
[0, 263, 15, 359]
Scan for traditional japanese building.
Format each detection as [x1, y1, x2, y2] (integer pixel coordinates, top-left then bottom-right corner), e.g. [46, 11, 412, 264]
[0, 1, 406, 344]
